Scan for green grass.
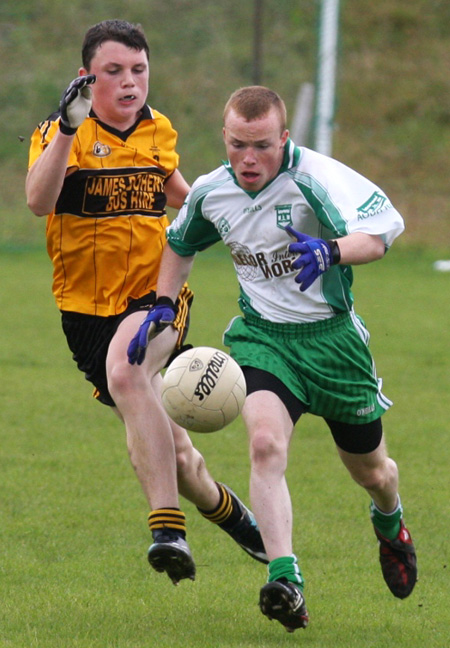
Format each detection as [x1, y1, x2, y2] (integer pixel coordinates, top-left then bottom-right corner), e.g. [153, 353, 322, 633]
[0, 246, 449, 647]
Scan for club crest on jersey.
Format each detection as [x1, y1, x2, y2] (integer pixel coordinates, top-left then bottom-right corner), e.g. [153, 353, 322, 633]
[275, 204, 293, 229]
[218, 217, 231, 236]
[93, 141, 111, 158]
[149, 145, 160, 161]
[357, 191, 392, 220]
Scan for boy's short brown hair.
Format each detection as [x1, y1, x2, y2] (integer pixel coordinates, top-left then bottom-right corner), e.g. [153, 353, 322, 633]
[224, 86, 287, 133]
[82, 19, 150, 70]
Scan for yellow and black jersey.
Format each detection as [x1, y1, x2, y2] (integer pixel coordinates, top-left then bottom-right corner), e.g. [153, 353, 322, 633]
[29, 105, 180, 316]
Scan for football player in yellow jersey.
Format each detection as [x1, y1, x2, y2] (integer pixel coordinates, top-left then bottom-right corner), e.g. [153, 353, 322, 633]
[26, 19, 267, 586]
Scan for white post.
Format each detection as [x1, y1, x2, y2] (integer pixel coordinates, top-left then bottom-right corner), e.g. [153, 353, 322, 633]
[290, 82, 315, 146]
[314, 0, 340, 156]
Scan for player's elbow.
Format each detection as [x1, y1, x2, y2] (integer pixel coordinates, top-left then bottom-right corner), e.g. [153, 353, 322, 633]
[374, 240, 387, 261]
[25, 172, 53, 216]
[367, 234, 387, 262]
[26, 197, 49, 217]
[26, 186, 51, 217]
[27, 203, 49, 217]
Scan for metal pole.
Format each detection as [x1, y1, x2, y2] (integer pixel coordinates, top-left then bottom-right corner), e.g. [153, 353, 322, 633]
[314, 0, 340, 156]
[253, 0, 263, 85]
[290, 82, 315, 146]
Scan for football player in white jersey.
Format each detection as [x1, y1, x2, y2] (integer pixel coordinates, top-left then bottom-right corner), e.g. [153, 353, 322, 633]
[128, 86, 417, 632]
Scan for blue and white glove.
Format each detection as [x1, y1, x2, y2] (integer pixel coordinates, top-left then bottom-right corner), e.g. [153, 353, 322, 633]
[127, 297, 177, 365]
[286, 225, 340, 292]
[59, 75, 96, 135]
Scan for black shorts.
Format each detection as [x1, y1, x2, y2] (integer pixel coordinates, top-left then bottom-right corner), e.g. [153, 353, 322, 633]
[243, 366, 383, 454]
[62, 288, 193, 407]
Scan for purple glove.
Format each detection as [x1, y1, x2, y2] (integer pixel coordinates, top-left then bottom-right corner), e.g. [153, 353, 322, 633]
[127, 297, 177, 365]
[286, 225, 340, 292]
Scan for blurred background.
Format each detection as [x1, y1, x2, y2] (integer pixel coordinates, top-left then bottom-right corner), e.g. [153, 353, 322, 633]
[1, 0, 449, 251]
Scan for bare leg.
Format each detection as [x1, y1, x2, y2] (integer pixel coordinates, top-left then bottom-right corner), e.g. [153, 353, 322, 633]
[106, 312, 219, 511]
[337, 436, 399, 512]
[169, 418, 221, 509]
[243, 390, 295, 560]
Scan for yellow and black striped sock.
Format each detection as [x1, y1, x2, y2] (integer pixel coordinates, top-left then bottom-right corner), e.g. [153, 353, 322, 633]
[197, 483, 241, 529]
[148, 508, 187, 538]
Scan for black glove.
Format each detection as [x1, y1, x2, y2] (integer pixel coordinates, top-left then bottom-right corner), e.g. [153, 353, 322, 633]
[59, 75, 96, 135]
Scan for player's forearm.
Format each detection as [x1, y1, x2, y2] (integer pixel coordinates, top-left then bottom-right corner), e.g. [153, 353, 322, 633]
[26, 130, 75, 216]
[157, 244, 195, 300]
[334, 232, 385, 265]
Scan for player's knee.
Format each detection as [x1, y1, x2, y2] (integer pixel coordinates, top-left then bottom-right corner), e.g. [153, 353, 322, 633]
[107, 359, 143, 400]
[354, 468, 384, 491]
[249, 428, 288, 470]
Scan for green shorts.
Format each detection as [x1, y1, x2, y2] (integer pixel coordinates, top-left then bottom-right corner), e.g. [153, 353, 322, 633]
[223, 312, 392, 425]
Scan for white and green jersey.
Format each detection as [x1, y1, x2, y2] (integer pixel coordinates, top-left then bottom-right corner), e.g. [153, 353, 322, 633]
[167, 140, 404, 324]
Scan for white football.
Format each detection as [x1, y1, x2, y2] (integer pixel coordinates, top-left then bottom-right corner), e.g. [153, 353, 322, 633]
[161, 346, 246, 433]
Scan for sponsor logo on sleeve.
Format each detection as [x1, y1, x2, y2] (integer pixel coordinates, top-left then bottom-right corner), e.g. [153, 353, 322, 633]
[357, 191, 392, 220]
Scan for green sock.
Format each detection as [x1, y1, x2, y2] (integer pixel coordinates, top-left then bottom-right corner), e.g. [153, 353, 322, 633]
[370, 497, 402, 540]
[268, 554, 304, 589]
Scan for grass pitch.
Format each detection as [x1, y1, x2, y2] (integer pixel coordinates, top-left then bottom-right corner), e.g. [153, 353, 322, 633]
[0, 245, 448, 647]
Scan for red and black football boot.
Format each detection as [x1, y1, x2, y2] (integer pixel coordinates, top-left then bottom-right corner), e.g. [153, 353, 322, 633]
[374, 519, 417, 599]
